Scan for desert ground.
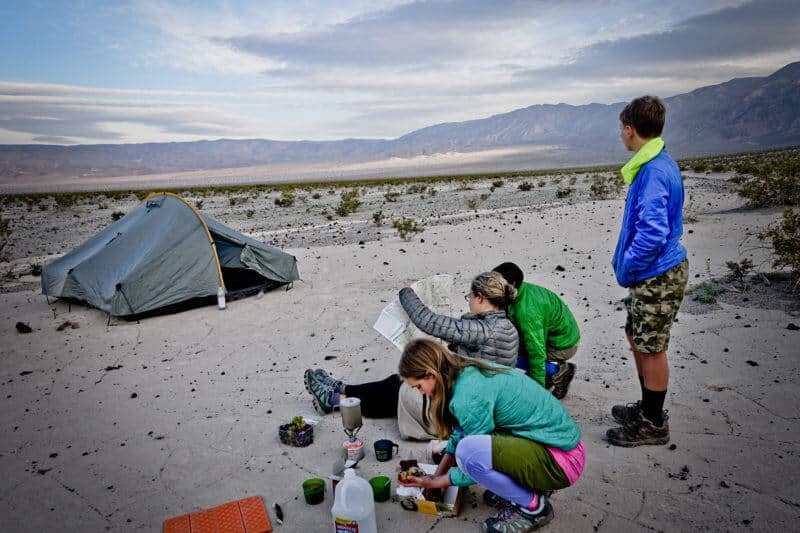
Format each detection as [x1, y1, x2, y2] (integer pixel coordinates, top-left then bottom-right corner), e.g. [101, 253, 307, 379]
[1, 168, 798, 532]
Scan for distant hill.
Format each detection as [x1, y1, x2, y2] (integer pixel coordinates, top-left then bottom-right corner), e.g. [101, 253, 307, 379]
[1, 61, 799, 181]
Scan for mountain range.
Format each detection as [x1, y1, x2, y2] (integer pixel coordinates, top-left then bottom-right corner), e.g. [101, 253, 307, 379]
[1, 61, 799, 181]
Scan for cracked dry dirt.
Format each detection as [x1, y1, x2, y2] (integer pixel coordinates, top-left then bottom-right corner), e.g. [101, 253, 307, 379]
[1, 173, 798, 531]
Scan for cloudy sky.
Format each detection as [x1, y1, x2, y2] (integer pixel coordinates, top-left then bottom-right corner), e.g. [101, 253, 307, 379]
[0, 0, 798, 145]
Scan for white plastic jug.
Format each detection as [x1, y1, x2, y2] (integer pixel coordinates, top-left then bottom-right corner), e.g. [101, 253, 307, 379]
[331, 468, 377, 533]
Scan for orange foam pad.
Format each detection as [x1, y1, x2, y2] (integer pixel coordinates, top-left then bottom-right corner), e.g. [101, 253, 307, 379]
[164, 496, 272, 533]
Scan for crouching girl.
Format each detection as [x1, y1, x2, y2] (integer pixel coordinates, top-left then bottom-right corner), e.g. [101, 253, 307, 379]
[397, 339, 585, 532]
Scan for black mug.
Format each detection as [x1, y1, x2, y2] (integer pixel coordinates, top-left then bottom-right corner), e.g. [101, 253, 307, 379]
[374, 439, 399, 462]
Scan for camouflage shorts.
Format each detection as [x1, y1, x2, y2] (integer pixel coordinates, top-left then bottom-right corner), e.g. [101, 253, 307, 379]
[625, 259, 688, 353]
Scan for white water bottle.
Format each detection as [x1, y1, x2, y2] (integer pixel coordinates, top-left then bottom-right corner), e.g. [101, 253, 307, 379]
[331, 469, 377, 533]
[217, 287, 226, 310]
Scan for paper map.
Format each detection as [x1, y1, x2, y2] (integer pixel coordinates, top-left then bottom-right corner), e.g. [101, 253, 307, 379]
[373, 274, 454, 350]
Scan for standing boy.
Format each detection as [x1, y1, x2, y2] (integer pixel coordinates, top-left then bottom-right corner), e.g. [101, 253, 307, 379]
[607, 96, 688, 447]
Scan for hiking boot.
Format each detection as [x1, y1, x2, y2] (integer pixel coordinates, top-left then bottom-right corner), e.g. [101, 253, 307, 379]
[483, 490, 510, 509]
[611, 400, 642, 424]
[606, 411, 670, 447]
[303, 368, 336, 414]
[484, 490, 552, 509]
[312, 368, 343, 393]
[550, 362, 576, 399]
[482, 499, 554, 532]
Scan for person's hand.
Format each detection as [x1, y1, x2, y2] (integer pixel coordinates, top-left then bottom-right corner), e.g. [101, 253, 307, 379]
[397, 474, 451, 490]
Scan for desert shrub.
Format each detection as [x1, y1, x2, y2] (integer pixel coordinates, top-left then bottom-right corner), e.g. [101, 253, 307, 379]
[518, 181, 533, 191]
[537, 180, 546, 188]
[111, 211, 125, 221]
[274, 190, 295, 207]
[30, 263, 42, 276]
[730, 171, 799, 208]
[711, 163, 726, 173]
[724, 258, 754, 289]
[568, 176, 577, 185]
[246, 209, 255, 219]
[407, 184, 428, 195]
[691, 162, 708, 173]
[556, 187, 574, 199]
[195, 199, 204, 209]
[492, 180, 505, 188]
[335, 190, 361, 216]
[465, 197, 480, 210]
[684, 193, 699, 223]
[690, 281, 722, 304]
[392, 217, 424, 240]
[0, 217, 10, 257]
[385, 190, 401, 202]
[758, 208, 800, 279]
[321, 209, 333, 221]
[589, 174, 624, 200]
[229, 196, 248, 206]
[53, 194, 79, 208]
[372, 210, 383, 226]
[311, 192, 321, 199]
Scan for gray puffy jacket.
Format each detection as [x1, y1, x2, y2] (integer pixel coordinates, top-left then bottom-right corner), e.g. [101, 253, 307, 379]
[399, 287, 519, 366]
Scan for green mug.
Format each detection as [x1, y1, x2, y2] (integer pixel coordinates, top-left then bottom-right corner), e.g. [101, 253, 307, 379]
[302, 478, 325, 505]
[369, 476, 391, 502]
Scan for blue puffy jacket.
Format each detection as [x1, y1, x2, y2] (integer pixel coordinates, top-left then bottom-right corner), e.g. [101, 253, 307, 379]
[612, 149, 687, 287]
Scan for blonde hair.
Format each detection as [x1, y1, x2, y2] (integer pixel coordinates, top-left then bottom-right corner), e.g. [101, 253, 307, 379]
[471, 271, 517, 308]
[398, 338, 506, 439]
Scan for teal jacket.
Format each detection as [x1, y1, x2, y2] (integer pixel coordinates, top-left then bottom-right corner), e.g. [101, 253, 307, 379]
[445, 365, 581, 487]
[508, 282, 580, 387]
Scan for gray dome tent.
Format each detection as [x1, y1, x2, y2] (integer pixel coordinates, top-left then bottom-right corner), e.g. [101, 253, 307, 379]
[42, 192, 299, 317]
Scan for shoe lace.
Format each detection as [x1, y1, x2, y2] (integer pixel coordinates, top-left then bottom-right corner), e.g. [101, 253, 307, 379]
[494, 503, 519, 522]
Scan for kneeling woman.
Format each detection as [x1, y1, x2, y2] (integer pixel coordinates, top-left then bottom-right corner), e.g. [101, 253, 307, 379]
[397, 338, 584, 532]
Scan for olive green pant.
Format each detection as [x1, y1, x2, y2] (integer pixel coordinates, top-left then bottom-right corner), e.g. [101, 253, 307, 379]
[491, 434, 569, 491]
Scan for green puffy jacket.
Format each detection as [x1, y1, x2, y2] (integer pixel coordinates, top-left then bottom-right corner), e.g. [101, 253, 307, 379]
[507, 282, 580, 387]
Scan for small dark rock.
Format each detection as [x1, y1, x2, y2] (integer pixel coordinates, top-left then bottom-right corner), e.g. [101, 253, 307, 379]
[15, 322, 32, 334]
[719, 480, 730, 488]
[787, 323, 799, 331]
[554, 265, 565, 272]
[324, 355, 337, 360]
[104, 365, 123, 372]
[668, 444, 677, 450]
[130, 393, 138, 399]
[745, 360, 759, 367]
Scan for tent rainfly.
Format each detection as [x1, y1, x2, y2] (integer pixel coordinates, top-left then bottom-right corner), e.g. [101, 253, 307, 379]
[42, 192, 299, 317]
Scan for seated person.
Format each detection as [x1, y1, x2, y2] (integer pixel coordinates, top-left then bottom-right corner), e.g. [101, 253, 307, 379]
[493, 262, 580, 399]
[303, 272, 518, 431]
[397, 338, 585, 533]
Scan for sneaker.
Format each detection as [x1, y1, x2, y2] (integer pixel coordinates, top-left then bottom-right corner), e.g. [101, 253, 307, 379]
[550, 362, 576, 400]
[482, 499, 554, 532]
[303, 368, 336, 414]
[611, 400, 642, 424]
[606, 411, 670, 447]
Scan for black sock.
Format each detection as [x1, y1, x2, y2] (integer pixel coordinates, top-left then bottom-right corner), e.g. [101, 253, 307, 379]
[641, 387, 666, 426]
